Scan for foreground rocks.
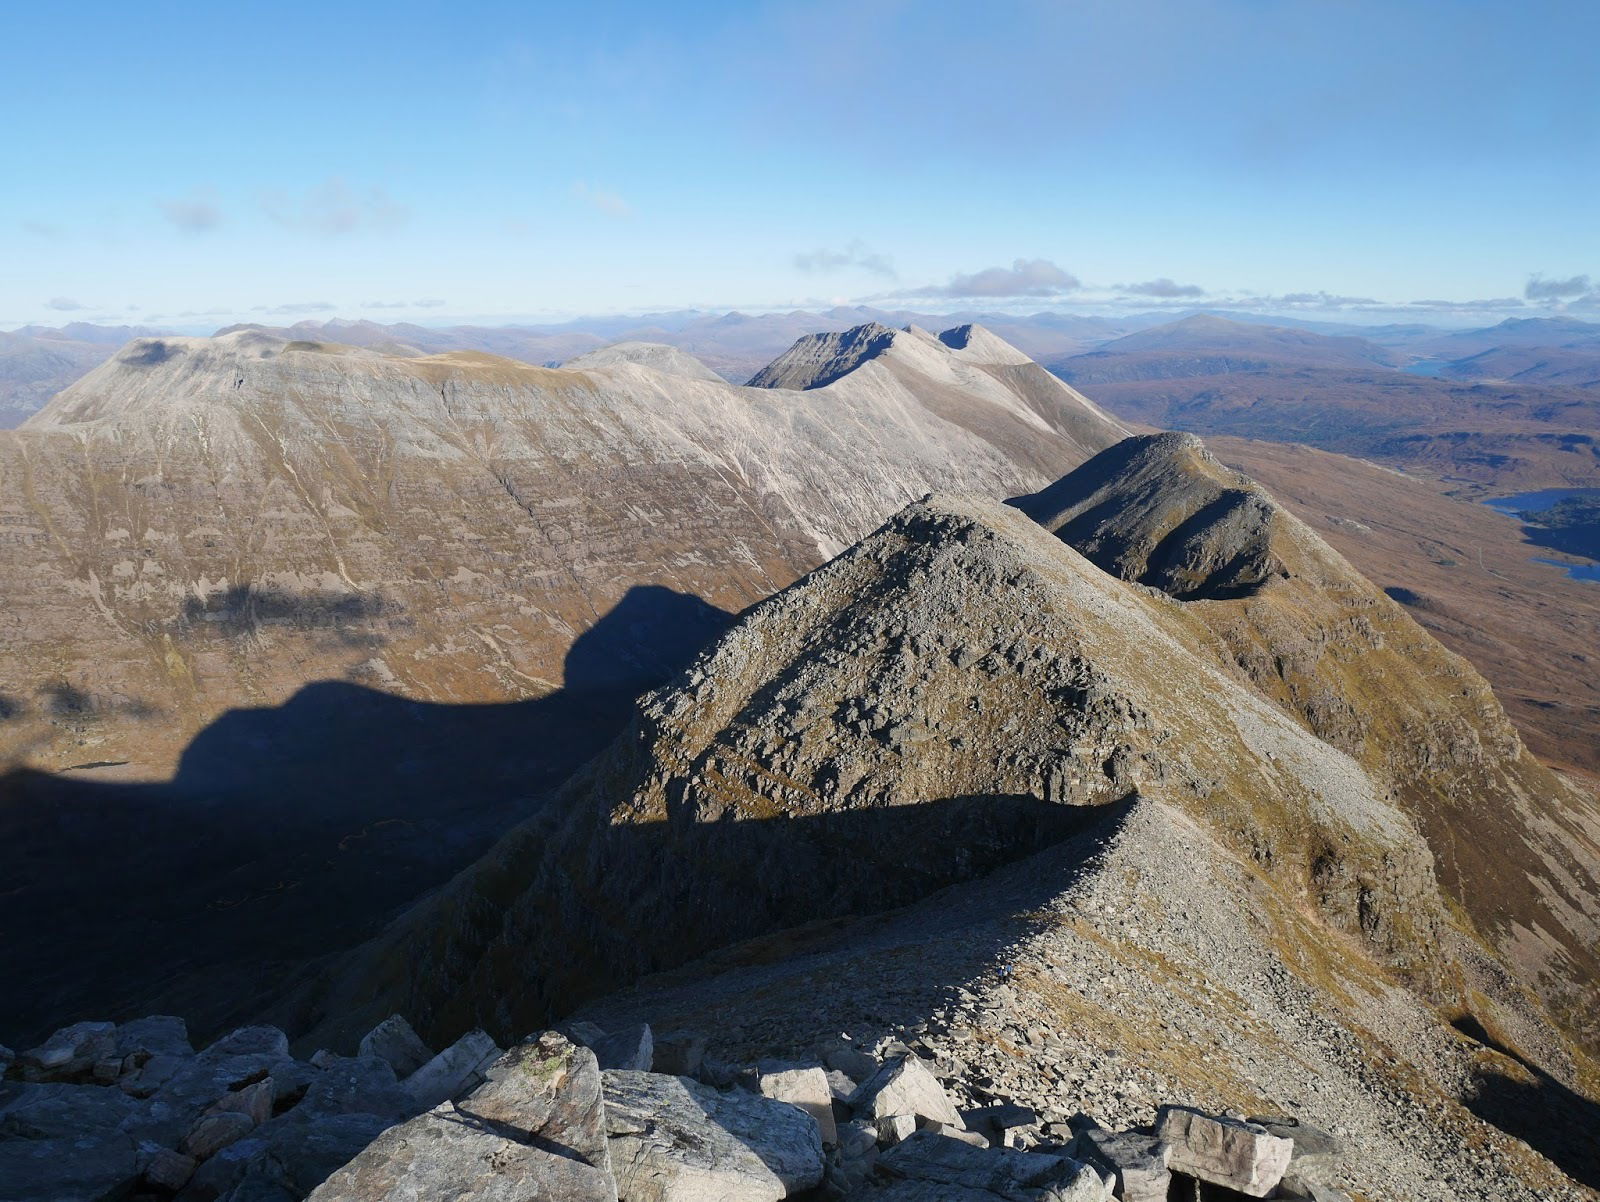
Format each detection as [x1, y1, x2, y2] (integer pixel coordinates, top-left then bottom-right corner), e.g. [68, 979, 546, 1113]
[0, 1006, 1358, 1201]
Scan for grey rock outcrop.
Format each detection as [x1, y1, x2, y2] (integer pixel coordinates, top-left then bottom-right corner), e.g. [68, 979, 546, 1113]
[401, 1029, 501, 1111]
[848, 1055, 965, 1131]
[874, 1130, 1111, 1200]
[603, 1070, 824, 1201]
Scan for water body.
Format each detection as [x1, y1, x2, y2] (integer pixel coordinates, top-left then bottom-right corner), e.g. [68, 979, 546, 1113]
[1534, 557, 1600, 581]
[1482, 487, 1600, 516]
[1483, 488, 1600, 582]
[1402, 360, 1450, 378]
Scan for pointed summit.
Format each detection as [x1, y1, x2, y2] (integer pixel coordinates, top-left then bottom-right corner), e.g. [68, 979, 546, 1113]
[745, 322, 901, 389]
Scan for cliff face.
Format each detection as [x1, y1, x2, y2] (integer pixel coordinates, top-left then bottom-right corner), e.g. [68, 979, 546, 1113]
[1013, 433, 1600, 1055]
[0, 323, 1124, 777]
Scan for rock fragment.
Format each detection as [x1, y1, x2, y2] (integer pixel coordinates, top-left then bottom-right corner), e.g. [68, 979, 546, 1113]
[401, 1028, 501, 1110]
[1070, 1124, 1171, 1202]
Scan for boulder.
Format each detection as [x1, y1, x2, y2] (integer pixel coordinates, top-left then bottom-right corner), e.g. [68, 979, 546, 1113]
[758, 1060, 837, 1146]
[114, 1015, 192, 1060]
[847, 1055, 963, 1129]
[401, 1028, 501, 1111]
[921, 1120, 989, 1148]
[0, 1130, 137, 1201]
[184, 1109, 259, 1159]
[604, 1070, 823, 1201]
[186, 1109, 395, 1201]
[210, 1077, 276, 1126]
[821, 1039, 880, 1084]
[1155, 1106, 1292, 1198]
[204, 1026, 291, 1060]
[16, 1020, 115, 1082]
[1070, 1125, 1171, 1202]
[876, 1113, 918, 1145]
[591, 1023, 653, 1072]
[0, 1079, 141, 1139]
[355, 1014, 433, 1079]
[144, 1147, 199, 1191]
[298, 1056, 409, 1121]
[0, 1045, 12, 1077]
[877, 1130, 1110, 1200]
[459, 1033, 611, 1174]
[963, 1102, 1038, 1133]
[309, 1037, 616, 1202]
[650, 1032, 707, 1078]
[1246, 1114, 1343, 1174]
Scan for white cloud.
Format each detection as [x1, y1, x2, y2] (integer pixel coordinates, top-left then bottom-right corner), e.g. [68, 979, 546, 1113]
[262, 178, 408, 235]
[572, 181, 632, 217]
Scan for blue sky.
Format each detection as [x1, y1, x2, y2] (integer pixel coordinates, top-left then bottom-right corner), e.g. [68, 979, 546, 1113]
[4, 0, 1598, 328]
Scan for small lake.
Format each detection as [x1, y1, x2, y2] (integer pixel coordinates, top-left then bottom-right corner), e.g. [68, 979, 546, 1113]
[1482, 487, 1600, 515]
[1482, 488, 1600, 582]
[1402, 360, 1449, 378]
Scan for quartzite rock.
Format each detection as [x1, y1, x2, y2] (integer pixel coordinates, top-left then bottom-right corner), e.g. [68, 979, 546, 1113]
[356, 1014, 433, 1079]
[603, 1070, 823, 1202]
[401, 1029, 501, 1111]
[758, 1060, 838, 1146]
[184, 1109, 259, 1159]
[877, 1129, 1110, 1200]
[848, 1056, 964, 1129]
[1155, 1106, 1292, 1198]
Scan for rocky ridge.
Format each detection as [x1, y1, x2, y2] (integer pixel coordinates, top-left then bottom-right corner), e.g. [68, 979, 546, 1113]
[1013, 433, 1600, 1053]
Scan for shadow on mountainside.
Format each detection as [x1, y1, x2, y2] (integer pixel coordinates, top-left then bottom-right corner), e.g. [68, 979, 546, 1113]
[0, 585, 733, 1049]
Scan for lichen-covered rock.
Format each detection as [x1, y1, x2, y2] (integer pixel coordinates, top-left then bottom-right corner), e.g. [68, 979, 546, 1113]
[309, 1034, 614, 1202]
[603, 1070, 823, 1201]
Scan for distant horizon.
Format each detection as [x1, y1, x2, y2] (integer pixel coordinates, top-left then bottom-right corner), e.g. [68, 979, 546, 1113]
[8, 300, 1597, 342]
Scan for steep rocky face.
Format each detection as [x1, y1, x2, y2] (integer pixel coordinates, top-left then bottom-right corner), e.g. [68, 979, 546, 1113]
[296, 494, 1554, 1081]
[1012, 433, 1600, 1054]
[0, 323, 1123, 779]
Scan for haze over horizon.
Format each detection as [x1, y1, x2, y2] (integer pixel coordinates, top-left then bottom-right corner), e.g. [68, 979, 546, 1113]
[5, 0, 1599, 328]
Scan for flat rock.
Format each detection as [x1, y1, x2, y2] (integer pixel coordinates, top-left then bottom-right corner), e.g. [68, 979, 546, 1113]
[298, 1056, 409, 1121]
[0, 1130, 137, 1202]
[604, 1069, 823, 1202]
[1155, 1106, 1292, 1198]
[848, 1055, 963, 1129]
[113, 1015, 192, 1060]
[356, 1014, 433, 1079]
[184, 1109, 259, 1159]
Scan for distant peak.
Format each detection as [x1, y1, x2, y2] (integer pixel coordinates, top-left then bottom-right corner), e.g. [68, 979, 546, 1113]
[562, 341, 723, 382]
[936, 322, 1033, 364]
[746, 322, 902, 390]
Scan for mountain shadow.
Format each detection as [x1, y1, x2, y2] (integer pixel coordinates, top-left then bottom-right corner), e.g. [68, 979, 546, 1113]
[0, 585, 733, 1048]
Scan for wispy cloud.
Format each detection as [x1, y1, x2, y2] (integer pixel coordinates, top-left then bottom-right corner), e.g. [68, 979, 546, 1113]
[262, 178, 408, 235]
[572, 181, 632, 217]
[160, 196, 222, 233]
[22, 219, 61, 238]
[253, 301, 337, 315]
[364, 298, 448, 310]
[46, 296, 85, 311]
[794, 240, 896, 278]
[1525, 273, 1590, 301]
[915, 258, 1081, 298]
[1121, 277, 1205, 298]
